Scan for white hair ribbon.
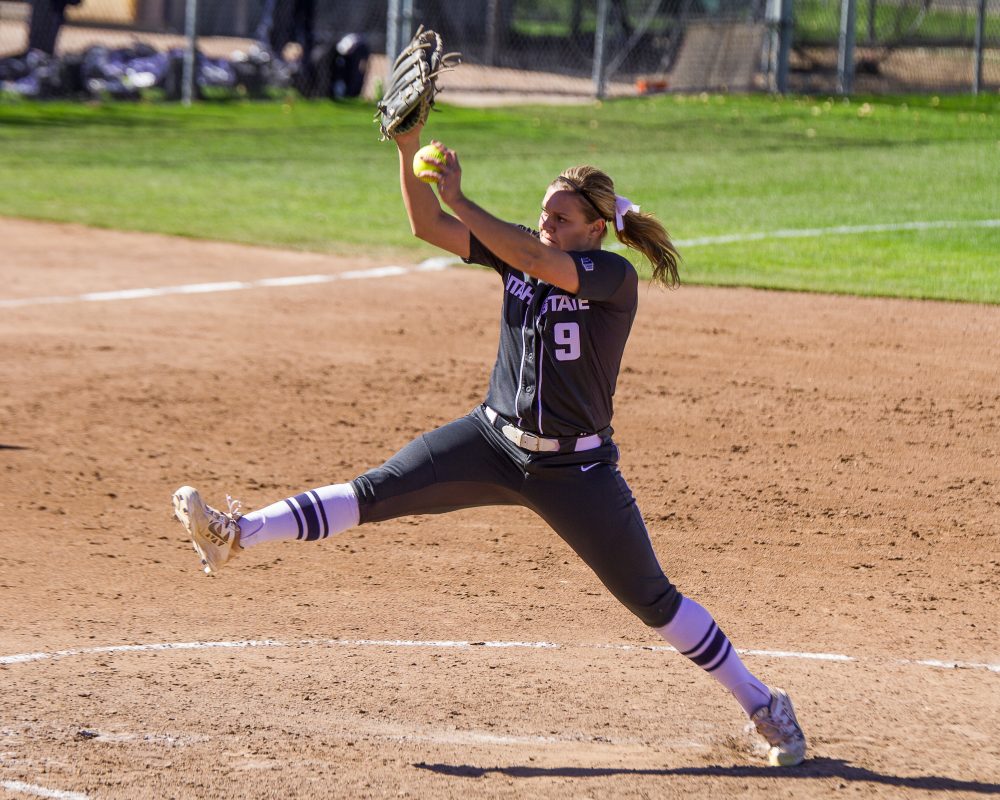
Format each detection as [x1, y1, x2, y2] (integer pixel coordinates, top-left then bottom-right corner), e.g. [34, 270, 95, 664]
[614, 194, 640, 232]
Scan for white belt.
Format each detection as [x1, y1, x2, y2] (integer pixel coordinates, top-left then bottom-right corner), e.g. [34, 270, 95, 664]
[484, 406, 603, 454]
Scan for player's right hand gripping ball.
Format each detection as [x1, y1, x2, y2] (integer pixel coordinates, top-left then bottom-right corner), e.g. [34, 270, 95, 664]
[413, 143, 445, 183]
[375, 26, 461, 141]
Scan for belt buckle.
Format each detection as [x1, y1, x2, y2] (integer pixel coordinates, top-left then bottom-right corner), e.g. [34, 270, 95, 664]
[501, 424, 543, 452]
[520, 432, 543, 452]
[502, 423, 530, 450]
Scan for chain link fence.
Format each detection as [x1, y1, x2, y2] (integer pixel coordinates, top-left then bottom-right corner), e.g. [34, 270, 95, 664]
[791, 0, 1000, 93]
[429, 0, 770, 98]
[0, 0, 996, 99]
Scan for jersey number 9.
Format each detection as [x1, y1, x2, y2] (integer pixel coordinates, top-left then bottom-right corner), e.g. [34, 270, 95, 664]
[553, 322, 581, 362]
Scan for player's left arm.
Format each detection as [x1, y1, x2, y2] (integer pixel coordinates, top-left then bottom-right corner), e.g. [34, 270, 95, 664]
[431, 144, 579, 293]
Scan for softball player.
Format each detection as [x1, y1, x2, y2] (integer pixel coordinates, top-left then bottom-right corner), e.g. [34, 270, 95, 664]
[172, 125, 806, 767]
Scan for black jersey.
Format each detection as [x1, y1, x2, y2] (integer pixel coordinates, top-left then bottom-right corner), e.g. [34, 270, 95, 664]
[464, 227, 638, 437]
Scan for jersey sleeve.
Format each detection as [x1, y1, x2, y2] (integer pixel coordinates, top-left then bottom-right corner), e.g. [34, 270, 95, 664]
[567, 249, 638, 306]
[463, 224, 537, 275]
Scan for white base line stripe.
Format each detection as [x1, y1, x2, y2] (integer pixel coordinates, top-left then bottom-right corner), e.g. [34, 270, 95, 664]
[2, 637, 997, 673]
[609, 218, 1000, 250]
[906, 658, 1000, 673]
[4, 219, 997, 310]
[0, 259, 449, 309]
[1, 781, 89, 800]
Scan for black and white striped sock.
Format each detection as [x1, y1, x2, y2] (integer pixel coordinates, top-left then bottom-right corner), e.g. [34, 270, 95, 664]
[237, 483, 360, 547]
[655, 596, 771, 717]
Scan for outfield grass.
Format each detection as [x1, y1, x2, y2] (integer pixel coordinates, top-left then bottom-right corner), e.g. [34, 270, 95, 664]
[0, 93, 997, 302]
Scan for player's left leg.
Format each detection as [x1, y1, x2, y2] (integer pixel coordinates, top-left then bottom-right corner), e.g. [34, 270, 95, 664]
[522, 455, 805, 765]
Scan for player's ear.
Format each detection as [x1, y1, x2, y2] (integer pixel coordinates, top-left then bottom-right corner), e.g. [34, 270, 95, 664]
[591, 218, 607, 238]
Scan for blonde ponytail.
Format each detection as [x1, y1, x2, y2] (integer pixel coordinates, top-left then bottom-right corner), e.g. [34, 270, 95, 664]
[554, 166, 681, 288]
[615, 210, 681, 288]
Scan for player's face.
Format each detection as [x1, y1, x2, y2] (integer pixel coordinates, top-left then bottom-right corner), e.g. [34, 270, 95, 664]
[539, 188, 606, 252]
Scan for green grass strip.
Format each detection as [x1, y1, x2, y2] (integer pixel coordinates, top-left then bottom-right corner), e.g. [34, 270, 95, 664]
[0, 93, 997, 302]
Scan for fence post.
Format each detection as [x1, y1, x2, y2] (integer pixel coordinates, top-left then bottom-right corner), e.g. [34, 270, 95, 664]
[593, 0, 609, 99]
[485, 0, 502, 66]
[181, 0, 198, 106]
[387, 0, 414, 76]
[401, 0, 414, 42]
[386, 0, 400, 70]
[837, 0, 857, 95]
[973, 0, 987, 94]
[767, 0, 792, 93]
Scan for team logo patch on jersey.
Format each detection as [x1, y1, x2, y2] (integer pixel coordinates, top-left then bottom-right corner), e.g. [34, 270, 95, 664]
[581, 257, 595, 272]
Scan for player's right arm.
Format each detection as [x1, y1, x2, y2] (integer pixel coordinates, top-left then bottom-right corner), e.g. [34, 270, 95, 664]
[395, 128, 470, 259]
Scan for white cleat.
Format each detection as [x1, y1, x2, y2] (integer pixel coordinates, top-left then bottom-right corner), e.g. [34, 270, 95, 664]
[172, 485, 242, 575]
[750, 687, 807, 766]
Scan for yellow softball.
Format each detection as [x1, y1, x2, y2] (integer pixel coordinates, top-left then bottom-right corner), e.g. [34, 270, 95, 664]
[412, 143, 446, 183]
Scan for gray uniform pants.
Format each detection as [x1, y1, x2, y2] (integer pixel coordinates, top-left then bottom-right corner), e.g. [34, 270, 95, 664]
[351, 405, 681, 628]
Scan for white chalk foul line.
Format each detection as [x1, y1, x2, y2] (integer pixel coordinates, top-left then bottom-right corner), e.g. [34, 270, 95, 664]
[0, 639, 286, 665]
[1, 637, 997, 673]
[606, 218, 1000, 251]
[4, 220, 997, 310]
[907, 658, 1000, 672]
[1, 781, 88, 800]
[0, 258, 454, 310]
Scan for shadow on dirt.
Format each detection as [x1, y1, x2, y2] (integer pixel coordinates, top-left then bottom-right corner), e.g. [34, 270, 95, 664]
[414, 758, 1000, 793]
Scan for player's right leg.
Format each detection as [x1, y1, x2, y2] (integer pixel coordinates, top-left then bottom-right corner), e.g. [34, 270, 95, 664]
[350, 411, 524, 523]
[171, 408, 521, 574]
[172, 483, 361, 574]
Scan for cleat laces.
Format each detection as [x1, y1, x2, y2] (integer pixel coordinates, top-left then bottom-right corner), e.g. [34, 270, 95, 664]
[225, 494, 243, 523]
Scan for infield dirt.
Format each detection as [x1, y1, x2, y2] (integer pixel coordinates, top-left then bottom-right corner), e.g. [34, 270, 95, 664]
[1, 217, 998, 799]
